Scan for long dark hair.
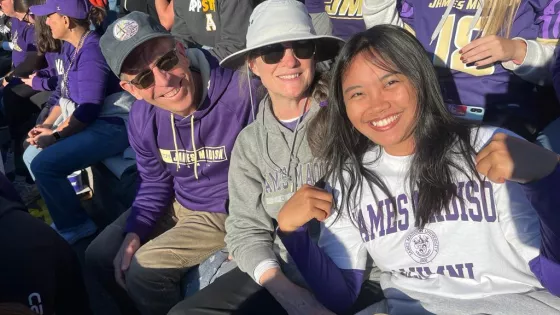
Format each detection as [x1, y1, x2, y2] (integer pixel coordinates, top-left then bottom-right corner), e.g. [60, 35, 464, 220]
[308, 25, 480, 228]
[68, 3, 106, 29]
[13, 0, 33, 13]
[35, 14, 61, 53]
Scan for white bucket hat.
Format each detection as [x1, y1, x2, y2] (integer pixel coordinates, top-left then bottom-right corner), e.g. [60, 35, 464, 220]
[219, 0, 345, 69]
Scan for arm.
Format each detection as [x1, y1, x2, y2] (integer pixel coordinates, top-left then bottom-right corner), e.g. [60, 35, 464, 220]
[155, 0, 174, 30]
[502, 39, 557, 85]
[224, 136, 278, 282]
[278, 206, 367, 314]
[521, 164, 560, 295]
[210, 0, 253, 60]
[71, 48, 110, 125]
[125, 113, 174, 241]
[362, 0, 403, 29]
[32, 65, 59, 91]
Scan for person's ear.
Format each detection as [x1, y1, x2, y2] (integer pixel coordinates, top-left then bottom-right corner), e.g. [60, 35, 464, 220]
[248, 57, 260, 77]
[119, 80, 143, 100]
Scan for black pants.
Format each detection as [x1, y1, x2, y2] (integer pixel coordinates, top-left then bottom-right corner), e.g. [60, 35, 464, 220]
[0, 210, 92, 315]
[168, 267, 384, 315]
[3, 83, 50, 177]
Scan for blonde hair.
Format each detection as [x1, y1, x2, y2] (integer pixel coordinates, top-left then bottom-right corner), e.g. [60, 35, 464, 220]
[479, 0, 522, 38]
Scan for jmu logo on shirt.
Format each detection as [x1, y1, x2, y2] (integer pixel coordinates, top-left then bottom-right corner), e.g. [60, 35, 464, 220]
[188, 0, 217, 31]
[428, 0, 481, 9]
[264, 161, 326, 205]
[159, 146, 227, 167]
[325, 0, 363, 19]
[11, 30, 22, 52]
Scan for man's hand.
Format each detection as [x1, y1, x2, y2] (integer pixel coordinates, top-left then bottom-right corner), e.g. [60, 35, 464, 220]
[113, 232, 141, 289]
[476, 133, 559, 184]
[460, 36, 527, 67]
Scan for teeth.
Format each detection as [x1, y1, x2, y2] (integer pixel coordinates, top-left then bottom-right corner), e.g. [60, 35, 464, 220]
[371, 114, 400, 127]
[279, 73, 300, 79]
[163, 88, 179, 98]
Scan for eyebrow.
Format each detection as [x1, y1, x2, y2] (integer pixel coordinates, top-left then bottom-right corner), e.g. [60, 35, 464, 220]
[343, 85, 361, 94]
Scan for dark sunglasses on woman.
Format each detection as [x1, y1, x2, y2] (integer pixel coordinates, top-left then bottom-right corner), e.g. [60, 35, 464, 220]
[256, 40, 316, 64]
[129, 48, 180, 89]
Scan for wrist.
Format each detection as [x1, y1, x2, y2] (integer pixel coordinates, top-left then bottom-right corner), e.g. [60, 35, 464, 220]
[512, 39, 527, 65]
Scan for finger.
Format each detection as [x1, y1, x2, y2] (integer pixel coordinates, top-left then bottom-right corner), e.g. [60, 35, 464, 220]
[460, 36, 492, 54]
[475, 155, 493, 177]
[461, 44, 490, 61]
[312, 198, 333, 213]
[311, 207, 330, 221]
[33, 127, 50, 133]
[227, 255, 233, 261]
[114, 266, 126, 289]
[475, 56, 498, 67]
[306, 186, 334, 203]
[486, 164, 506, 184]
[121, 246, 135, 271]
[463, 49, 492, 64]
[475, 134, 507, 164]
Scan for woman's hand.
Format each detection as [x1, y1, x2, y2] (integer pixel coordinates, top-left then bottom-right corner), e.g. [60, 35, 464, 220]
[29, 127, 55, 149]
[277, 184, 333, 234]
[21, 73, 36, 87]
[460, 36, 527, 67]
[476, 133, 559, 184]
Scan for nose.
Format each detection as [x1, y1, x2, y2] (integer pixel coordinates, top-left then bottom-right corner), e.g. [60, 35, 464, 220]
[279, 48, 299, 68]
[152, 66, 173, 86]
[369, 91, 391, 114]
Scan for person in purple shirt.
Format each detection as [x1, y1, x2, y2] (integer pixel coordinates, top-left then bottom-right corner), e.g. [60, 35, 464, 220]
[84, 11, 258, 315]
[21, 0, 130, 244]
[2, 0, 64, 202]
[282, 25, 560, 314]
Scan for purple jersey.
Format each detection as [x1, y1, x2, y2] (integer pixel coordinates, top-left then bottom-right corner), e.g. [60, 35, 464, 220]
[400, 0, 559, 109]
[305, 0, 366, 40]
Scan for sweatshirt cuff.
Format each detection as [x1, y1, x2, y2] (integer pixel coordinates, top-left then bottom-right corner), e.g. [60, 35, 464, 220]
[253, 259, 281, 285]
[124, 214, 155, 242]
[529, 254, 560, 296]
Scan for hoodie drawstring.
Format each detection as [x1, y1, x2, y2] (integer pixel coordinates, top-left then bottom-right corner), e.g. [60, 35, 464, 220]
[170, 113, 199, 180]
[430, 0, 483, 46]
[190, 114, 199, 180]
[171, 113, 180, 172]
[285, 97, 310, 192]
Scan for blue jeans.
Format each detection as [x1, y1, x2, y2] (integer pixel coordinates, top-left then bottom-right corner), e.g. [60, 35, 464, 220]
[23, 120, 129, 231]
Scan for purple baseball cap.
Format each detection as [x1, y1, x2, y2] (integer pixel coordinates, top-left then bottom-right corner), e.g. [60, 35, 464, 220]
[30, 0, 91, 20]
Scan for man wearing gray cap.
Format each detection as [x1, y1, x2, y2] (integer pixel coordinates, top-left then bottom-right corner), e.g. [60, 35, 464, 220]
[84, 11, 258, 315]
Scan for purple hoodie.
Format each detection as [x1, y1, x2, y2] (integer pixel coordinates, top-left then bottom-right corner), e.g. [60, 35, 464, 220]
[305, 0, 365, 40]
[31, 52, 62, 92]
[10, 19, 36, 67]
[49, 33, 121, 122]
[125, 52, 259, 241]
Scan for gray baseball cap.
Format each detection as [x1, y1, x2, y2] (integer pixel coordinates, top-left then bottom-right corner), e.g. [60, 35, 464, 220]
[100, 11, 173, 76]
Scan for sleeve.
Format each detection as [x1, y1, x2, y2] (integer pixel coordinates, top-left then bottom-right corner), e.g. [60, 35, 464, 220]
[362, 0, 404, 29]
[46, 79, 61, 107]
[224, 134, 278, 283]
[71, 48, 110, 124]
[521, 164, 560, 295]
[211, 0, 253, 61]
[502, 39, 556, 85]
[278, 185, 368, 314]
[32, 71, 59, 92]
[125, 113, 174, 241]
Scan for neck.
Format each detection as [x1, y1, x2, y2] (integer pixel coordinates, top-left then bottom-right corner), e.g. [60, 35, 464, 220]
[64, 27, 87, 48]
[270, 93, 310, 121]
[384, 138, 416, 156]
[14, 12, 27, 22]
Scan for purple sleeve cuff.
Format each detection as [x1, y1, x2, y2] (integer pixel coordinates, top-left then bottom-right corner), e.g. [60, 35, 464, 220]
[124, 208, 157, 241]
[530, 254, 560, 296]
[73, 103, 102, 124]
[31, 75, 45, 91]
[279, 225, 363, 313]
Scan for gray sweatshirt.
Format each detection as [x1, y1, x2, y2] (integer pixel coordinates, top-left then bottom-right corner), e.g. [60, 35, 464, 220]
[225, 96, 324, 287]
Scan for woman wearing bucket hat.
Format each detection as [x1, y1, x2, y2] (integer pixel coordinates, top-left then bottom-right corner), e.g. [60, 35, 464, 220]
[21, 0, 131, 245]
[168, 1, 382, 314]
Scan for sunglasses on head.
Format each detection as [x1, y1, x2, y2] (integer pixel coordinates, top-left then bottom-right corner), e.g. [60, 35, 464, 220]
[129, 48, 180, 89]
[256, 40, 316, 64]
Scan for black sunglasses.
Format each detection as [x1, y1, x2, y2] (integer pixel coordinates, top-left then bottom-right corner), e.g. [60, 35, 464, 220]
[256, 40, 316, 64]
[129, 48, 180, 89]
